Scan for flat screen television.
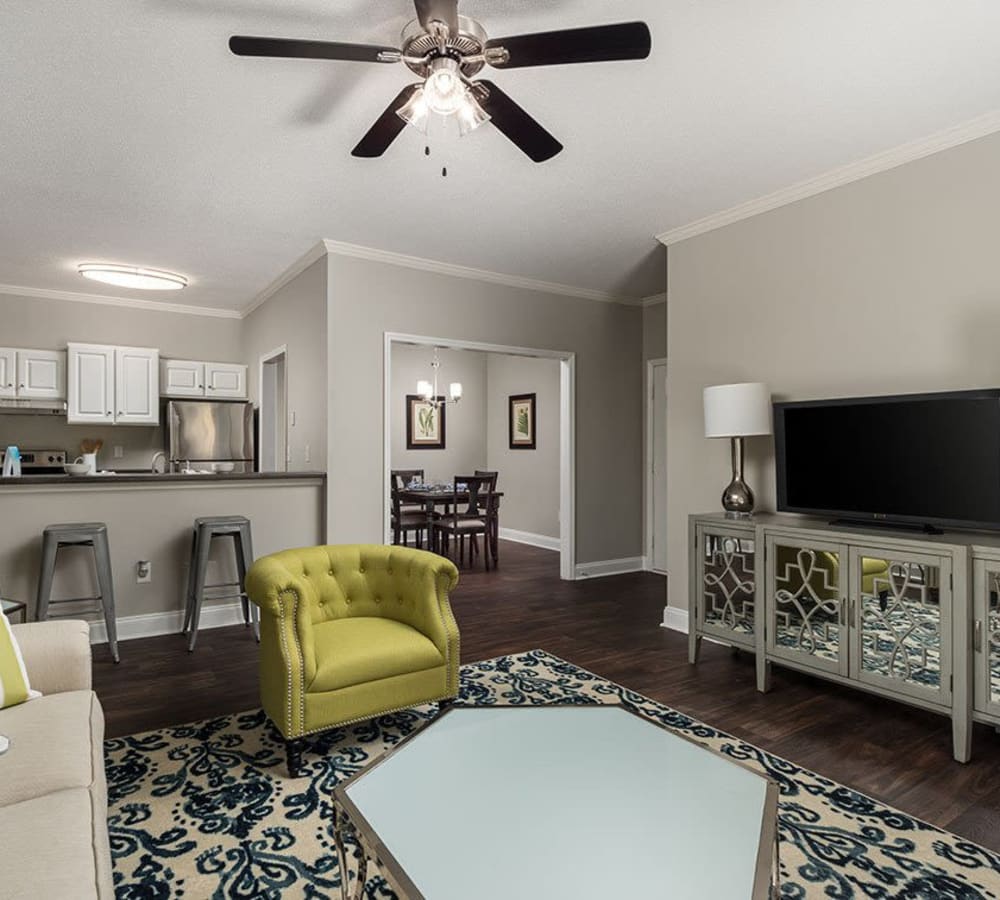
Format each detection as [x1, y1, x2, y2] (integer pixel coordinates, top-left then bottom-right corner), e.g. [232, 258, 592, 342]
[774, 389, 1000, 532]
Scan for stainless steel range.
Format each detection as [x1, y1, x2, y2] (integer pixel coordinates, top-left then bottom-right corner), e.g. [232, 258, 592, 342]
[0, 448, 67, 474]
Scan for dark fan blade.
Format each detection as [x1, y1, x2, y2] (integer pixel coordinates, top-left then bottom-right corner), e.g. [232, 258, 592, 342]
[487, 21, 651, 69]
[352, 85, 420, 158]
[475, 81, 562, 163]
[414, 0, 459, 36]
[229, 36, 398, 64]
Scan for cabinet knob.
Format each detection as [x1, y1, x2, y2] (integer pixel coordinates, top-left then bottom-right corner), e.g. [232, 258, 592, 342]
[19, 383, 25, 388]
[207, 385, 215, 390]
[107, 411, 112, 416]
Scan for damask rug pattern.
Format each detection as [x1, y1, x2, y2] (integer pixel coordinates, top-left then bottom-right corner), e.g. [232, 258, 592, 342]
[105, 649, 1000, 899]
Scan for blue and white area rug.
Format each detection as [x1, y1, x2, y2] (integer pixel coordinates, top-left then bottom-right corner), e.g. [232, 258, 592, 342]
[105, 649, 1000, 898]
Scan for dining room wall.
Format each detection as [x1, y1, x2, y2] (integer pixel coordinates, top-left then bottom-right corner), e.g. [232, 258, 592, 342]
[390, 344, 488, 481]
[485, 353, 561, 541]
[326, 252, 644, 567]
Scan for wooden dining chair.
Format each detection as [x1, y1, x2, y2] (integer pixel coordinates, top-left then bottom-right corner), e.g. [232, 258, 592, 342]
[391, 481, 427, 548]
[475, 470, 500, 566]
[433, 475, 495, 570]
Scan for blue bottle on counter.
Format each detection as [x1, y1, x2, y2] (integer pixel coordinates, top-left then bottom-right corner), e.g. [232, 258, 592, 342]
[2, 445, 22, 478]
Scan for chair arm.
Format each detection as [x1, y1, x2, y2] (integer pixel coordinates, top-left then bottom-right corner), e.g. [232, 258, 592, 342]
[11, 620, 92, 695]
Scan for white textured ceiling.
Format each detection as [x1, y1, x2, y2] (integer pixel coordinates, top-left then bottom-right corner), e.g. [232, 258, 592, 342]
[2, 1, 1000, 311]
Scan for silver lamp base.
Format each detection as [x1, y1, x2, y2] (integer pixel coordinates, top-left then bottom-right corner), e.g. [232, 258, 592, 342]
[721, 436, 756, 519]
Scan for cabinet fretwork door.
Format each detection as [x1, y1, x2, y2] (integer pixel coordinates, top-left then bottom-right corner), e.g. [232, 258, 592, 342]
[765, 535, 849, 676]
[973, 561, 1000, 718]
[849, 548, 951, 705]
[696, 525, 756, 647]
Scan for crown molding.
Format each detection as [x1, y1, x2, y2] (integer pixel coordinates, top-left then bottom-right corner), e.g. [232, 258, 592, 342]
[0, 282, 241, 319]
[241, 240, 328, 318]
[321, 239, 637, 306]
[656, 108, 1000, 247]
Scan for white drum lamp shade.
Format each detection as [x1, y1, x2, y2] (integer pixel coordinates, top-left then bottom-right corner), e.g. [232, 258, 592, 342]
[704, 383, 772, 438]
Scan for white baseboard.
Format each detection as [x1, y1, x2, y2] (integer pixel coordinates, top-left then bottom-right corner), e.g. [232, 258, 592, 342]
[498, 527, 561, 552]
[660, 606, 690, 634]
[574, 557, 646, 579]
[88, 601, 245, 645]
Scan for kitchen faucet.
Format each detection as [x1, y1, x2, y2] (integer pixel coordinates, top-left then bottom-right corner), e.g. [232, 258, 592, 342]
[150, 451, 168, 474]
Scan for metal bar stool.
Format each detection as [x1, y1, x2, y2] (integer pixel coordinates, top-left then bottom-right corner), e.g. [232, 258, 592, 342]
[182, 515, 258, 652]
[36, 522, 119, 663]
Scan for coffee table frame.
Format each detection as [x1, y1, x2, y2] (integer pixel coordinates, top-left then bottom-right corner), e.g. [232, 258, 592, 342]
[332, 703, 780, 900]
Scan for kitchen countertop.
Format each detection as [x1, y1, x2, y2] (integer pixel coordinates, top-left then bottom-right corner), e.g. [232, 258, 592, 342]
[0, 471, 326, 487]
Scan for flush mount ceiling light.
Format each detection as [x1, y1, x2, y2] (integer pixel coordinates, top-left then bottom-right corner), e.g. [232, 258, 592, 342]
[229, 1, 651, 163]
[78, 263, 188, 291]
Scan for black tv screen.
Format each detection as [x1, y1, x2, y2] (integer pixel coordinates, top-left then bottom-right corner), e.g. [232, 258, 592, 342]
[774, 390, 1000, 530]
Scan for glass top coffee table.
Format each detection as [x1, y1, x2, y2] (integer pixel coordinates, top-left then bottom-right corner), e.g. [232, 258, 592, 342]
[333, 705, 779, 899]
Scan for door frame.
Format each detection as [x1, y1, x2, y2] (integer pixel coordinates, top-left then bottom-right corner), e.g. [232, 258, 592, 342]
[257, 344, 288, 472]
[645, 357, 668, 573]
[383, 332, 576, 581]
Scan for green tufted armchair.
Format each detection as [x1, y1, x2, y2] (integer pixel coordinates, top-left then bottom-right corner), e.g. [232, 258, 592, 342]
[246, 544, 460, 776]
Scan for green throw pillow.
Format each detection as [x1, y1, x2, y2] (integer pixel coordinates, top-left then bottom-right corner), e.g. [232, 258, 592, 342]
[0, 612, 32, 709]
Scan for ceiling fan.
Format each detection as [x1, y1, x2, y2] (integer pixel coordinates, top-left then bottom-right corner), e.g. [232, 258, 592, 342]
[229, 0, 651, 163]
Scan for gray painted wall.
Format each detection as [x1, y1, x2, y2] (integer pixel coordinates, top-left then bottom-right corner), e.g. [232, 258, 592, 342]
[390, 344, 487, 481]
[485, 354, 561, 539]
[0, 290, 242, 469]
[241, 257, 328, 472]
[643, 301, 667, 361]
[326, 254, 643, 564]
[666, 129, 1000, 610]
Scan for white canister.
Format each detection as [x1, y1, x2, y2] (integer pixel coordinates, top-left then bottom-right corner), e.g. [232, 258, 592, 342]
[81, 452, 98, 474]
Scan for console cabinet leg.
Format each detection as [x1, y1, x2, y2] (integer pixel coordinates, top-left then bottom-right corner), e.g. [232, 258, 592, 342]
[688, 634, 702, 664]
[756, 657, 772, 694]
[952, 713, 972, 764]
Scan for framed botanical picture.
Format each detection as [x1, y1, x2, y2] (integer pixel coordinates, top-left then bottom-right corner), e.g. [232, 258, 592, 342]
[406, 395, 447, 450]
[508, 393, 537, 450]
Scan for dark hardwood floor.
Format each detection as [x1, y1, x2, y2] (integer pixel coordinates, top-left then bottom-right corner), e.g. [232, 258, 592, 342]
[94, 540, 1000, 852]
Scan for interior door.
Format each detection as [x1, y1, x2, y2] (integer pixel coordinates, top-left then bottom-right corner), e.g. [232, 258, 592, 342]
[973, 560, 1000, 718]
[765, 534, 850, 677]
[115, 348, 159, 425]
[205, 363, 247, 399]
[160, 359, 204, 397]
[649, 360, 668, 573]
[0, 348, 15, 398]
[17, 349, 65, 399]
[67, 344, 115, 424]
[849, 547, 951, 706]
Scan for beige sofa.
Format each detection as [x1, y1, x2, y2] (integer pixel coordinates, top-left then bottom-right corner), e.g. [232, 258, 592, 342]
[0, 620, 113, 899]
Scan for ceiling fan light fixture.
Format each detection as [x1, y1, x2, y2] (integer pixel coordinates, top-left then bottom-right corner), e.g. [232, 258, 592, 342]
[77, 263, 188, 291]
[423, 57, 465, 115]
[456, 90, 490, 136]
[397, 85, 431, 133]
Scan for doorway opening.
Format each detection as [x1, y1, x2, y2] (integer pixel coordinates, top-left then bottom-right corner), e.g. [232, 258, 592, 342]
[645, 357, 667, 574]
[383, 333, 576, 580]
[259, 346, 288, 472]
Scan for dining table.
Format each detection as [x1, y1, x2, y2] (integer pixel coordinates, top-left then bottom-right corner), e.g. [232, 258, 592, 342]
[398, 486, 504, 561]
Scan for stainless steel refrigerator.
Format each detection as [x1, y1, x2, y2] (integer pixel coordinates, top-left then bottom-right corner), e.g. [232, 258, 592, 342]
[166, 400, 254, 472]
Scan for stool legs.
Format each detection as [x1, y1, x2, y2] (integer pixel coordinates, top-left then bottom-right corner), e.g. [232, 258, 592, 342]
[92, 530, 120, 663]
[234, 525, 259, 642]
[182, 530, 197, 635]
[35, 534, 58, 622]
[187, 528, 213, 653]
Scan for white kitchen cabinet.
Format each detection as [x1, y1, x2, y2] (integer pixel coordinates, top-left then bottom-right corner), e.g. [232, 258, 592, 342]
[68, 343, 158, 425]
[160, 359, 205, 397]
[17, 349, 66, 400]
[0, 348, 65, 401]
[115, 347, 159, 425]
[0, 348, 15, 399]
[204, 362, 247, 399]
[160, 359, 247, 399]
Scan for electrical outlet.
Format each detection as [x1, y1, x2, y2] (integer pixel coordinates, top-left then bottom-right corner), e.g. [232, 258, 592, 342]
[304, 443, 311, 463]
[113, 445, 124, 459]
[136, 560, 152, 584]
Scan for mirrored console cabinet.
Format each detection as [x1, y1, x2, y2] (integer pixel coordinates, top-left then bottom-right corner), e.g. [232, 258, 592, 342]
[688, 512, 1000, 763]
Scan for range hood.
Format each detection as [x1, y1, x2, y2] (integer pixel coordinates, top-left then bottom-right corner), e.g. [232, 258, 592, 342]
[0, 398, 67, 415]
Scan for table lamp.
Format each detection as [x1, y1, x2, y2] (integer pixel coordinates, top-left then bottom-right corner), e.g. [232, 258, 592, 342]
[703, 382, 772, 518]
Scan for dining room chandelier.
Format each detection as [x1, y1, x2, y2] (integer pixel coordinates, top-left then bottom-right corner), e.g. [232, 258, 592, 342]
[417, 348, 462, 409]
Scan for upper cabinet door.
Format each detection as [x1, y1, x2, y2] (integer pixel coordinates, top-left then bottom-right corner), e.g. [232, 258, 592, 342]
[160, 359, 205, 397]
[17, 349, 66, 400]
[115, 347, 160, 425]
[0, 348, 15, 399]
[67, 343, 115, 424]
[205, 362, 247, 399]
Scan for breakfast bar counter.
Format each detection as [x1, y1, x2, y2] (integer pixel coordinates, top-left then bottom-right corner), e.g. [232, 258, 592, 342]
[0, 472, 326, 641]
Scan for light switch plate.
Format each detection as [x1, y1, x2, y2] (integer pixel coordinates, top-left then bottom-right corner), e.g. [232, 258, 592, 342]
[113, 446, 124, 459]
